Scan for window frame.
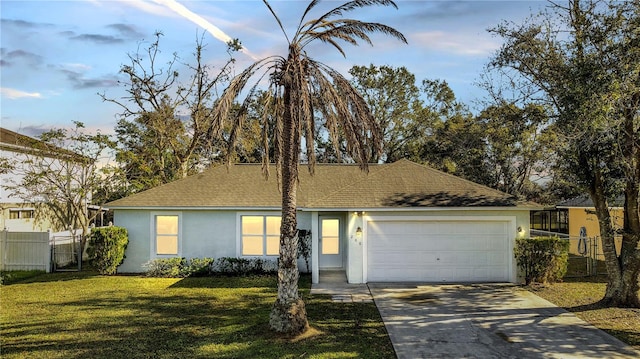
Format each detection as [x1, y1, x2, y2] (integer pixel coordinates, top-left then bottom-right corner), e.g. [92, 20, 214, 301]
[237, 213, 282, 258]
[8, 208, 35, 219]
[150, 212, 182, 258]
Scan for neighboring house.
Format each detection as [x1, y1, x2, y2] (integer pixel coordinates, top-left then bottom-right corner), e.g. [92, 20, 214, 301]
[0, 127, 104, 232]
[107, 159, 539, 284]
[530, 195, 624, 255]
[556, 195, 624, 239]
[1, 128, 57, 232]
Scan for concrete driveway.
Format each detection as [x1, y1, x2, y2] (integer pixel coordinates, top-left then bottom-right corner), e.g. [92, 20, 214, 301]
[368, 283, 640, 359]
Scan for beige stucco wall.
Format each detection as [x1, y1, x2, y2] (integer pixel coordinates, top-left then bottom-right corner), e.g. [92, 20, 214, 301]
[566, 207, 624, 256]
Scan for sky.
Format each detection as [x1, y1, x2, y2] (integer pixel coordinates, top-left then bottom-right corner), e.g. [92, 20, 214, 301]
[1, 0, 549, 138]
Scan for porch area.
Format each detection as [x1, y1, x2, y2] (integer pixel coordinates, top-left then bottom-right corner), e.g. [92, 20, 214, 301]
[309, 270, 373, 303]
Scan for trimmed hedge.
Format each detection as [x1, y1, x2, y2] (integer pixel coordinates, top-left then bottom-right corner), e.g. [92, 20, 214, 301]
[143, 257, 214, 278]
[87, 226, 129, 275]
[515, 237, 569, 285]
[211, 257, 277, 275]
[143, 257, 277, 278]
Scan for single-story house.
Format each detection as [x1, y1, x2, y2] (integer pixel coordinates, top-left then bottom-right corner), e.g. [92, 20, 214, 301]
[107, 159, 539, 284]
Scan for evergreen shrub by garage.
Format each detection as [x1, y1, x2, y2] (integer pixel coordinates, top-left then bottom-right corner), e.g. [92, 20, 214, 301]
[87, 226, 129, 275]
[515, 237, 569, 285]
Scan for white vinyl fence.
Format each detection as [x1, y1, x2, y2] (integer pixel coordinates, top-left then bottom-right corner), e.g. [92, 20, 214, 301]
[0, 230, 51, 272]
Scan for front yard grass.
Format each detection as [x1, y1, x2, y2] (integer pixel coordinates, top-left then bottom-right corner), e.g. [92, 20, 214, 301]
[528, 276, 640, 350]
[0, 272, 394, 359]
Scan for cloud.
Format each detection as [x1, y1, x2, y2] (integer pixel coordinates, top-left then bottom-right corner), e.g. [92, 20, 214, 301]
[0, 19, 55, 29]
[412, 31, 500, 56]
[0, 49, 44, 67]
[11, 125, 50, 139]
[57, 66, 118, 89]
[69, 33, 124, 44]
[61, 23, 143, 45]
[107, 24, 145, 39]
[0, 88, 42, 99]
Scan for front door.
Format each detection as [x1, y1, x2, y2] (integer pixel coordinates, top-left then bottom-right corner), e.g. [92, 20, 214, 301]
[319, 217, 343, 268]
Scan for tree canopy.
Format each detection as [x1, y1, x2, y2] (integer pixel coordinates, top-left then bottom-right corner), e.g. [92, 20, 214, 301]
[489, 0, 640, 307]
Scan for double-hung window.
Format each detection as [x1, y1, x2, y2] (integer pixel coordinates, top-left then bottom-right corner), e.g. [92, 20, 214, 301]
[153, 213, 181, 256]
[241, 215, 281, 257]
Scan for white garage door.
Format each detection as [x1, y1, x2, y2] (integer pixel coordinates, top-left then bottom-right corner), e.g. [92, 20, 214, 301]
[366, 219, 511, 282]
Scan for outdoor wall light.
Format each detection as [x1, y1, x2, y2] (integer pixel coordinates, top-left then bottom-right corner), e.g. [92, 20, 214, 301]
[517, 226, 523, 234]
[355, 226, 363, 239]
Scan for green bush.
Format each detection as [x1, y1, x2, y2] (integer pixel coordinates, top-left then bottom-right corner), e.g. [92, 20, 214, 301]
[143, 257, 277, 278]
[186, 257, 215, 277]
[211, 257, 277, 276]
[87, 226, 129, 275]
[515, 237, 569, 285]
[143, 257, 214, 278]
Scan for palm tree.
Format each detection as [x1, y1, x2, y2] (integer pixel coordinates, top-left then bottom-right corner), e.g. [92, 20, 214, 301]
[212, 0, 406, 335]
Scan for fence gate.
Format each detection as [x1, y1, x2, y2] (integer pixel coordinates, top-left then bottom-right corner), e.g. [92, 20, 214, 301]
[51, 234, 82, 271]
[0, 230, 51, 272]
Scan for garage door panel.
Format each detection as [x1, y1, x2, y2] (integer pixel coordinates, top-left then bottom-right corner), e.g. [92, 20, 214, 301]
[367, 220, 511, 282]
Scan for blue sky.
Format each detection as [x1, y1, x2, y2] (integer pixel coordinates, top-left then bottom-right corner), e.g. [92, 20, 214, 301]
[1, 0, 548, 138]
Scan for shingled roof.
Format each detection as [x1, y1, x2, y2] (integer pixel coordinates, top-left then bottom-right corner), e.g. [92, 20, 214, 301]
[107, 159, 536, 209]
[557, 195, 624, 208]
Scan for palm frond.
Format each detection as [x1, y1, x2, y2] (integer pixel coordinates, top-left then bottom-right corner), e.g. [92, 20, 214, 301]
[303, 20, 407, 49]
[296, 0, 321, 36]
[263, 0, 291, 45]
[260, 90, 274, 177]
[305, 0, 399, 34]
[210, 57, 280, 147]
[307, 60, 383, 169]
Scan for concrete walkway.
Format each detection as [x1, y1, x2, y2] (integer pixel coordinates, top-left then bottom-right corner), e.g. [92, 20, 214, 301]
[310, 270, 373, 303]
[369, 283, 640, 359]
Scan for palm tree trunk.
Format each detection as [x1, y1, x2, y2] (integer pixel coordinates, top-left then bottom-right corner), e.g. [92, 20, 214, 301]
[269, 71, 308, 334]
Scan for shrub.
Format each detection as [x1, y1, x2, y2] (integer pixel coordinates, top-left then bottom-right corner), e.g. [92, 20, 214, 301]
[144, 257, 187, 277]
[86, 226, 128, 275]
[143, 257, 214, 278]
[298, 229, 312, 273]
[143, 257, 277, 278]
[186, 257, 215, 277]
[211, 257, 278, 276]
[515, 237, 569, 285]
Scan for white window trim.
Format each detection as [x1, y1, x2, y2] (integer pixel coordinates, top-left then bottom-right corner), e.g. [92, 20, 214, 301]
[150, 211, 183, 258]
[236, 212, 282, 258]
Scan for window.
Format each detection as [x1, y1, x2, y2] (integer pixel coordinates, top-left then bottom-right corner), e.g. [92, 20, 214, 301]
[154, 214, 180, 255]
[241, 215, 281, 256]
[529, 209, 568, 234]
[9, 209, 34, 219]
[321, 218, 340, 255]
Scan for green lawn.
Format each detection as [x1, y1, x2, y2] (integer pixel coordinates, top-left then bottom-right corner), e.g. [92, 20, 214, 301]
[528, 276, 640, 350]
[1, 272, 395, 359]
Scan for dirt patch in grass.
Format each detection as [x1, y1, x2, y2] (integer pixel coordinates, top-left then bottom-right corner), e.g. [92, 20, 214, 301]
[528, 277, 640, 350]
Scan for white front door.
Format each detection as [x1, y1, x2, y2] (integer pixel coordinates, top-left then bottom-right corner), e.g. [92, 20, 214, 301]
[319, 217, 342, 268]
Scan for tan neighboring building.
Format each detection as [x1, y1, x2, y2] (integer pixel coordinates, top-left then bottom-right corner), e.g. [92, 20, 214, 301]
[530, 195, 624, 255]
